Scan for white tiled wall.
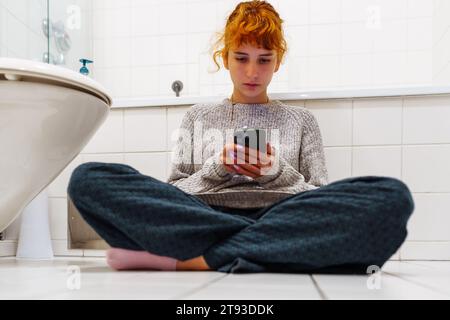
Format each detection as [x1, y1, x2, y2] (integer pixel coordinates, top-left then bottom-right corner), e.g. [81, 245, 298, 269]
[91, 0, 435, 99]
[432, 0, 450, 84]
[0, 0, 47, 60]
[3, 94, 449, 260]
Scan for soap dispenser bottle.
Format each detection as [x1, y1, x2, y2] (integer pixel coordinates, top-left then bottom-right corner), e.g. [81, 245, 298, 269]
[79, 58, 93, 76]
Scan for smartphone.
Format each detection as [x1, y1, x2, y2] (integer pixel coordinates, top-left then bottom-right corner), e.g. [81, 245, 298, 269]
[233, 126, 267, 154]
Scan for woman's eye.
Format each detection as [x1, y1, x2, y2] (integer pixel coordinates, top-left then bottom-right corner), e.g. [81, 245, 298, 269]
[260, 59, 271, 64]
[236, 58, 247, 62]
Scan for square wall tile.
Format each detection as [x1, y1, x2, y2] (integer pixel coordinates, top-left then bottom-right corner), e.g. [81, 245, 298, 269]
[309, 0, 342, 24]
[407, 0, 433, 18]
[285, 26, 308, 57]
[131, 36, 159, 67]
[158, 64, 188, 96]
[352, 146, 402, 179]
[305, 100, 353, 147]
[371, 52, 406, 85]
[407, 18, 432, 51]
[131, 66, 159, 96]
[159, 35, 187, 65]
[342, 0, 371, 22]
[373, 20, 407, 53]
[187, 1, 217, 33]
[403, 95, 450, 144]
[123, 152, 168, 182]
[166, 151, 174, 183]
[353, 98, 402, 145]
[405, 51, 433, 84]
[340, 54, 371, 86]
[167, 106, 191, 150]
[81, 153, 125, 165]
[159, 2, 187, 35]
[287, 56, 308, 90]
[82, 110, 124, 153]
[309, 24, 341, 56]
[187, 63, 200, 95]
[323, 147, 352, 183]
[401, 241, 450, 260]
[187, 33, 211, 64]
[402, 145, 450, 192]
[308, 55, 340, 88]
[373, 0, 408, 20]
[131, 5, 159, 37]
[342, 22, 373, 54]
[406, 193, 450, 241]
[277, 0, 309, 26]
[49, 198, 68, 240]
[48, 156, 83, 198]
[124, 107, 167, 152]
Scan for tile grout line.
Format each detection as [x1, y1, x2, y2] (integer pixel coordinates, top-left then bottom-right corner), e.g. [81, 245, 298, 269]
[382, 270, 450, 298]
[310, 275, 328, 300]
[170, 273, 229, 300]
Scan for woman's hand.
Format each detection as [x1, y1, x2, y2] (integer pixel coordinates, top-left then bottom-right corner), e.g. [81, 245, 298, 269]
[220, 142, 275, 179]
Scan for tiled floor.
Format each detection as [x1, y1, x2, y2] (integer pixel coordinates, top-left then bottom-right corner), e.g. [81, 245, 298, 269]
[0, 257, 449, 299]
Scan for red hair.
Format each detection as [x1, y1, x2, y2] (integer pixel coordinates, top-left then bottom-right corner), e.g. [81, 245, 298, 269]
[212, 0, 287, 71]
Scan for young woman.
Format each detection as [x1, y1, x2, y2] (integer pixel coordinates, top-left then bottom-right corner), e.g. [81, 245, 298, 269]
[68, 0, 414, 273]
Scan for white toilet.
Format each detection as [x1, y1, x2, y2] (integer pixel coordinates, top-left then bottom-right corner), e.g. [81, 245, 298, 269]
[0, 58, 111, 234]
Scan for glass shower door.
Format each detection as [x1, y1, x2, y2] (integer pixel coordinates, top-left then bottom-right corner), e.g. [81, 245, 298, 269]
[0, 0, 48, 61]
[47, 0, 93, 72]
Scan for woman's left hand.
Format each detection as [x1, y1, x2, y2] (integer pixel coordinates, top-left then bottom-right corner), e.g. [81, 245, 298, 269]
[223, 142, 275, 179]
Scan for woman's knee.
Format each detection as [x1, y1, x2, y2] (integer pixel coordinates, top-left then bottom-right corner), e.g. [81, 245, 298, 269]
[376, 177, 415, 222]
[68, 162, 137, 201]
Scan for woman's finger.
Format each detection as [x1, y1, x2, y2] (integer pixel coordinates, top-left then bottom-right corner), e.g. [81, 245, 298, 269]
[224, 164, 238, 174]
[233, 164, 259, 178]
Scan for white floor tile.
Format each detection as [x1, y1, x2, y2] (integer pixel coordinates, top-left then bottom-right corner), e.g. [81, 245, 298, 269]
[312, 262, 450, 300]
[184, 273, 321, 300]
[0, 257, 223, 300]
[382, 261, 450, 297]
[1, 258, 449, 300]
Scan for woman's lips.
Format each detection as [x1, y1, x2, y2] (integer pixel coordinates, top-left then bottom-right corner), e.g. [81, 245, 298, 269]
[244, 83, 259, 89]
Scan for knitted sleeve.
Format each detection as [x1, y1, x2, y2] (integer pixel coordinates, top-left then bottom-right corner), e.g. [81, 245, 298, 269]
[167, 106, 232, 193]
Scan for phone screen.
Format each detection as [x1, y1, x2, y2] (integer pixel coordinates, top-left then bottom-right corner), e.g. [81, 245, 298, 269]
[234, 128, 267, 154]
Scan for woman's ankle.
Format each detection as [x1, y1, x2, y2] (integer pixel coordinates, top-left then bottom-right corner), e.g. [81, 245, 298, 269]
[176, 255, 211, 271]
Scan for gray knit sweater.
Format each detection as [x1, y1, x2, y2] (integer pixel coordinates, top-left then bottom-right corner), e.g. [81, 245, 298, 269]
[167, 98, 329, 209]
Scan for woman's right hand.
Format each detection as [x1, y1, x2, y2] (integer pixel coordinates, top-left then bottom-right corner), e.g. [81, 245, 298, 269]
[220, 143, 273, 179]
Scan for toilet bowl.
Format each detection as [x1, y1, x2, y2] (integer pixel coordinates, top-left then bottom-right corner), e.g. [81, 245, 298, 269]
[0, 58, 111, 232]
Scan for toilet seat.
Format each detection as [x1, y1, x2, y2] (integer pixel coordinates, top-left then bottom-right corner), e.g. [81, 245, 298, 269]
[0, 58, 111, 106]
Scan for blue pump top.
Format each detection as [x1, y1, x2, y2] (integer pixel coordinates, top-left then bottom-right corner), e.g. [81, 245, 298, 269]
[79, 58, 93, 75]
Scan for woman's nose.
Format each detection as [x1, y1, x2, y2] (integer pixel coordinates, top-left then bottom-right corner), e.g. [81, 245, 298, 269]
[245, 64, 258, 79]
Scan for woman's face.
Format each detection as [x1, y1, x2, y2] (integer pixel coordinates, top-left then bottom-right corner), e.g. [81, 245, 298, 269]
[225, 43, 280, 103]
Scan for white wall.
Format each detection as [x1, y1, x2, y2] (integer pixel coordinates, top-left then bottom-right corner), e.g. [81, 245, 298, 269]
[0, 0, 47, 60]
[432, 0, 450, 84]
[91, 0, 434, 100]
